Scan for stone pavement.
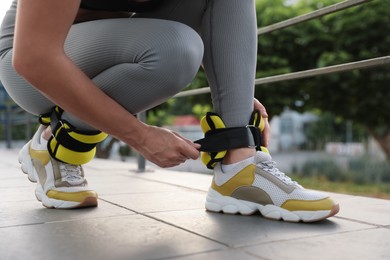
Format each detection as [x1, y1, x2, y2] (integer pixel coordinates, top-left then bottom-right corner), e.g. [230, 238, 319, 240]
[1, 148, 389, 260]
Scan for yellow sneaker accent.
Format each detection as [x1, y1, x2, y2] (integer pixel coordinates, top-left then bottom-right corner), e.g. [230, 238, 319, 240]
[281, 197, 335, 211]
[211, 164, 255, 196]
[46, 190, 98, 203]
[29, 146, 50, 166]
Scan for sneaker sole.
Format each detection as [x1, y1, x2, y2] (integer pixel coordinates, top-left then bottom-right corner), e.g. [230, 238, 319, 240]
[18, 141, 38, 183]
[18, 141, 98, 209]
[41, 195, 98, 209]
[205, 188, 339, 223]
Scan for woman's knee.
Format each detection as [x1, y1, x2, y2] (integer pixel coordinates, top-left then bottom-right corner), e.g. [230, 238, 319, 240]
[155, 21, 204, 94]
[0, 51, 53, 115]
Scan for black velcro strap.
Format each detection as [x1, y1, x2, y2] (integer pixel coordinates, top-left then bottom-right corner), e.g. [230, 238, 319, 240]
[195, 126, 263, 152]
[53, 126, 97, 152]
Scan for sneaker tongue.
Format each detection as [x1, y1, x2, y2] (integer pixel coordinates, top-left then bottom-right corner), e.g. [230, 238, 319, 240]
[255, 151, 272, 163]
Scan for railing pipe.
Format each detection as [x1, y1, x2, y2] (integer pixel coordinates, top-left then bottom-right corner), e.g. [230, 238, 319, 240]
[137, 111, 147, 172]
[174, 56, 390, 98]
[257, 0, 372, 35]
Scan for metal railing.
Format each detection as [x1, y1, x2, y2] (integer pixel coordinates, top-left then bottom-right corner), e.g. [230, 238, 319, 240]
[137, 0, 390, 172]
[0, 0, 387, 168]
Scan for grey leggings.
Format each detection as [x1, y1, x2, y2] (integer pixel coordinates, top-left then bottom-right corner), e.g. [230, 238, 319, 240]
[0, 0, 257, 130]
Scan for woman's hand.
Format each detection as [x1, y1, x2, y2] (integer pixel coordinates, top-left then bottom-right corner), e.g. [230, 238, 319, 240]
[253, 98, 270, 147]
[135, 125, 200, 168]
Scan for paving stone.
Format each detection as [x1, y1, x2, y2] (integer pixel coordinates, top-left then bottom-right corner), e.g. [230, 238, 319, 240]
[0, 214, 224, 260]
[0, 186, 37, 202]
[0, 200, 134, 228]
[150, 209, 374, 248]
[0, 175, 31, 188]
[245, 228, 390, 260]
[133, 168, 212, 192]
[0, 149, 21, 168]
[101, 189, 206, 213]
[331, 193, 390, 226]
[87, 173, 187, 196]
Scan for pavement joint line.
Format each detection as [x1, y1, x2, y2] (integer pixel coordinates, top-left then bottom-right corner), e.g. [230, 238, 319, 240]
[0, 212, 136, 229]
[245, 250, 270, 260]
[99, 198, 231, 248]
[0, 222, 45, 229]
[98, 198, 139, 214]
[142, 212, 231, 248]
[334, 216, 388, 228]
[157, 248, 235, 260]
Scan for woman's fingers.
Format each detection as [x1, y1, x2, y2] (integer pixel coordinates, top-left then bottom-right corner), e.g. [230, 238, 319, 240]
[253, 98, 270, 147]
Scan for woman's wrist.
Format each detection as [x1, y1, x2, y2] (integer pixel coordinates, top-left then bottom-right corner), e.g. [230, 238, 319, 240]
[116, 117, 148, 150]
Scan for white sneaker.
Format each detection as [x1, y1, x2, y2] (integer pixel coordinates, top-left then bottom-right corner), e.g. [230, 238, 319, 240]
[206, 151, 340, 222]
[18, 125, 98, 209]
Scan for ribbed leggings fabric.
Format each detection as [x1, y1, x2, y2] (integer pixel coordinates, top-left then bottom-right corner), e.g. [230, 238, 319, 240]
[0, 0, 257, 130]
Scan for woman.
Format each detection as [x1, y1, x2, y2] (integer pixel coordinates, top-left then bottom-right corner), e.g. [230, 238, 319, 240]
[0, 0, 338, 222]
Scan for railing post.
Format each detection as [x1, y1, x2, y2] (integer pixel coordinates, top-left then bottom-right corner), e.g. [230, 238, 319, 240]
[25, 113, 32, 141]
[5, 103, 12, 149]
[137, 111, 147, 173]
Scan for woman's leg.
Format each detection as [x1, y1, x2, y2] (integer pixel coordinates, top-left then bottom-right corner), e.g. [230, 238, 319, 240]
[0, 18, 203, 130]
[201, 0, 257, 127]
[138, 0, 257, 127]
[201, 0, 258, 162]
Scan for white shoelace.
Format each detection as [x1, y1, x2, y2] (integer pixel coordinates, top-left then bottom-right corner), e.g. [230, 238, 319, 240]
[59, 163, 85, 185]
[257, 160, 299, 186]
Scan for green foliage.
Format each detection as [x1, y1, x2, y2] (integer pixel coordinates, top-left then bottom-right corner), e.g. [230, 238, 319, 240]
[192, 103, 212, 120]
[0, 123, 37, 141]
[254, 0, 390, 159]
[291, 174, 390, 199]
[147, 109, 174, 126]
[300, 159, 345, 182]
[255, 0, 390, 121]
[298, 157, 390, 184]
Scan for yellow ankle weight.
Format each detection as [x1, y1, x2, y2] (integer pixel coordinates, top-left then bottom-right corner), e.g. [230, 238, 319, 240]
[200, 112, 228, 169]
[197, 110, 269, 169]
[40, 106, 108, 165]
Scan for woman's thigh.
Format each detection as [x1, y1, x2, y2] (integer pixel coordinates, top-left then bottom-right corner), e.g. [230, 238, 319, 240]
[0, 17, 203, 128]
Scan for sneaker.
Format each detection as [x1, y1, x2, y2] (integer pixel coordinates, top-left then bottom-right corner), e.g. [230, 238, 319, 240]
[18, 125, 98, 209]
[205, 151, 340, 222]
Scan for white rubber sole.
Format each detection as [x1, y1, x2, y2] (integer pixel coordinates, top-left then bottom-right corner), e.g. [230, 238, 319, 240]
[205, 188, 338, 222]
[18, 141, 38, 183]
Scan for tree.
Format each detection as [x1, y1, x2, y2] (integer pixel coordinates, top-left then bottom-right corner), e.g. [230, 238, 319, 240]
[254, 0, 390, 160]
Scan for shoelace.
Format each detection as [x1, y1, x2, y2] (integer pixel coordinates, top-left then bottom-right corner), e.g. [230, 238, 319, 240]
[59, 163, 85, 184]
[258, 160, 299, 186]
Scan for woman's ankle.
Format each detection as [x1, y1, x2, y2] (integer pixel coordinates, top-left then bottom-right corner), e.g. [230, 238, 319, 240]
[42, 126, 52, 141]
[222, 147, 256, 165]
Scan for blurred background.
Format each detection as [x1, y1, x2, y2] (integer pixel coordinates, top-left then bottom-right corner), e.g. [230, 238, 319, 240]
[1, 0, 389, 199]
